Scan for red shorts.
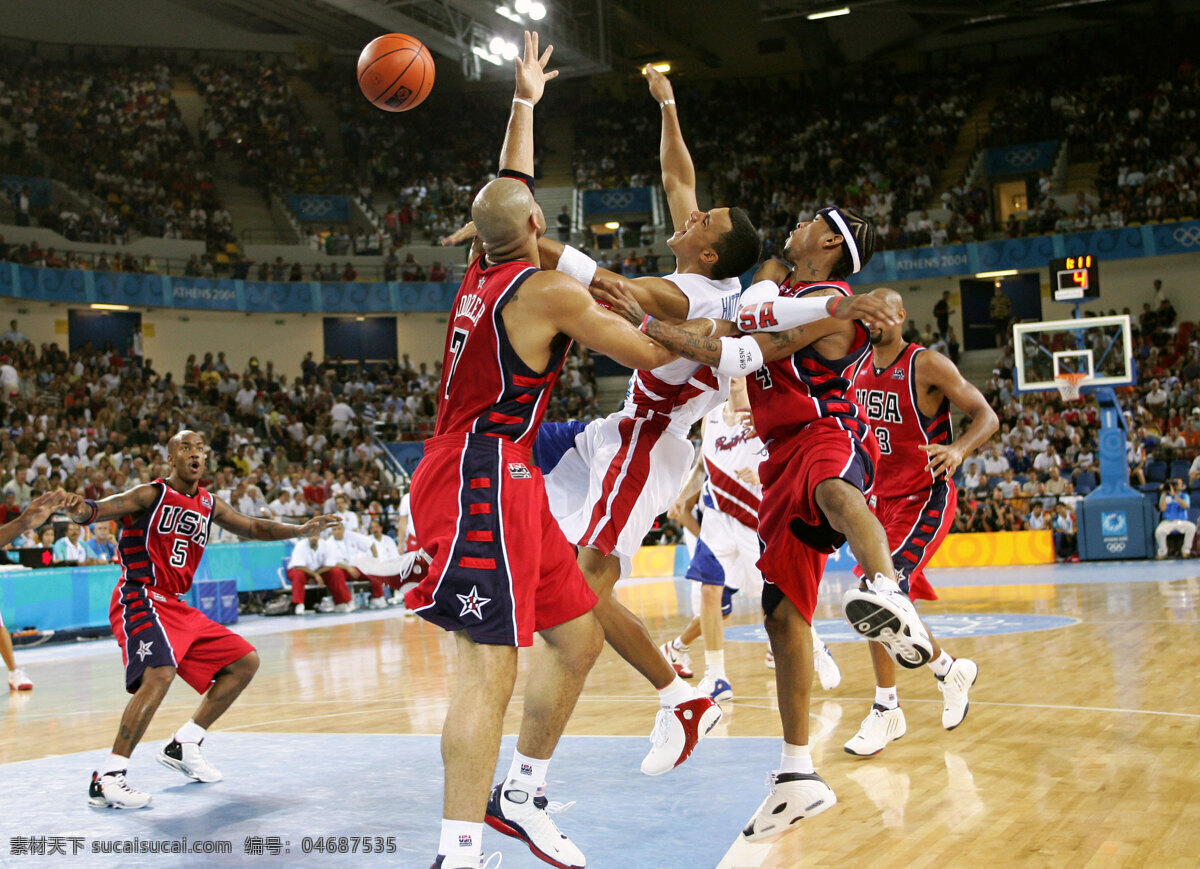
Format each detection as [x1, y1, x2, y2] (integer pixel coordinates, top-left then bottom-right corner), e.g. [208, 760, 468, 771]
[757, 421, 879, 623]
[405, 433, 597, 647]
[854, 480, 957, 601]
[110, 581, 255, 694]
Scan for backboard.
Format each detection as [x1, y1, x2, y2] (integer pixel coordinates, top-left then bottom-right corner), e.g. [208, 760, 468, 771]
[1012, 314, 1134, 393]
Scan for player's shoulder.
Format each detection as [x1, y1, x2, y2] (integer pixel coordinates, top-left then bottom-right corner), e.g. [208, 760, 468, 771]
[912, 345, 960, 384]
[663, 270, 741, 296]
[781, 279, 849, 298]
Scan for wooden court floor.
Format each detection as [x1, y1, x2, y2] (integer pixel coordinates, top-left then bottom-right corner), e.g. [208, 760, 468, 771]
[2, 565, 1198, 867]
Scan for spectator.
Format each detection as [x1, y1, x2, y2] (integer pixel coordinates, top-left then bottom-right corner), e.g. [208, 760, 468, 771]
[51, 522, 87, 565]
[990, 286, 1013, 348]
[1053, 504, 1077, 561]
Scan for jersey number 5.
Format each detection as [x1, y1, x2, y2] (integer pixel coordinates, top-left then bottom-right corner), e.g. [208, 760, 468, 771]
[170, 538, 190, 568]
[444, 327, 470, 400]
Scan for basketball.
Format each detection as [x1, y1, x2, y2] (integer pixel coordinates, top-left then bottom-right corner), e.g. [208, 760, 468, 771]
[357, 33, 435, 112]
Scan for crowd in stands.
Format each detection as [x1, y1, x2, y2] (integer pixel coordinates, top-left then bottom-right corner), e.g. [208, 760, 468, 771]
[951, 283, 1200, 560]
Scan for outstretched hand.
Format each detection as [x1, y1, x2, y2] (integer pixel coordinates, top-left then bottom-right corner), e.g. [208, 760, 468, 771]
[440, 220, 476, 246]
[644, 64, 675, 105]
[301, 514, 342, 536]
[20, 491, 70, 530]
[514, 31, 557, 105]
[830, 293, 903, 329]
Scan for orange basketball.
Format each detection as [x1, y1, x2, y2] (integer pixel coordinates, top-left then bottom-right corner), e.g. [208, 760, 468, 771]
[357, 33, 435, 112]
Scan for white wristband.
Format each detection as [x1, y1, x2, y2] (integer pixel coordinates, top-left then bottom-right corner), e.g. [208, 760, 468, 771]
[737, 295, 832, 333]
[556, 244, 598, 287]
[716, 335, 765, 376]
[512, 97, 534, 109]
[659, 99, 676, 109]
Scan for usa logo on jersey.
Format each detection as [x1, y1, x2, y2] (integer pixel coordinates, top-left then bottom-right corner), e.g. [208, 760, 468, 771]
[892, 368, 905, 381]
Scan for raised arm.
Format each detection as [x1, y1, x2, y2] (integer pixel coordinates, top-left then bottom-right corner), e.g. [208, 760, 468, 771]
[0, 491, 68, 548]
[497, 31, 556, 177]
[536, 236, 691, 321]
[212, 498, 342, 541]
[62, 484, 160, 525]
[917, 350, 1001, 479]
[644, 65, 698, 229]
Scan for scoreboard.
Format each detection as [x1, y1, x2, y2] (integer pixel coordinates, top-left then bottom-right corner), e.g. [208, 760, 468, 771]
[1049, 255, 1100, 302]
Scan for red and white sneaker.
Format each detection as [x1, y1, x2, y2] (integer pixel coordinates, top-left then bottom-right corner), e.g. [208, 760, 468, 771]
[8, 667, 32, 691]
[640, 696, 722, 776]
[659, 642, 694, 679]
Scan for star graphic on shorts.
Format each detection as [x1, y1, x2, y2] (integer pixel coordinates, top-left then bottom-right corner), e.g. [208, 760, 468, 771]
[135, 640, 154, 661]
[456, 586, 491, 620]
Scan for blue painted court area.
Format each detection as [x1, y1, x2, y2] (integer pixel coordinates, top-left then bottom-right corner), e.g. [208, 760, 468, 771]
[726, 613, 1080, 645]
[1, 733, 778, 868]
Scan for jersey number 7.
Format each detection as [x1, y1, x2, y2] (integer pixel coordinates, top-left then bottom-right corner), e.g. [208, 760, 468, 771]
[444, 327, 470, 400]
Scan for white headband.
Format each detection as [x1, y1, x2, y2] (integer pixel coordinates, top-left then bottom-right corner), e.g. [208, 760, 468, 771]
[819, 207, 862, 275]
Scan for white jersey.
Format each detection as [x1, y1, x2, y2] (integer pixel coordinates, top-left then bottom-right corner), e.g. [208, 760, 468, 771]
[619, 271, 742, 438]
[700, 406, 764, 529]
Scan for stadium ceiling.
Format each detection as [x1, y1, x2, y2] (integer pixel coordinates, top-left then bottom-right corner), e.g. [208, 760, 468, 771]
[759, 0, 1156, 31]
[173, 0, 609, 80]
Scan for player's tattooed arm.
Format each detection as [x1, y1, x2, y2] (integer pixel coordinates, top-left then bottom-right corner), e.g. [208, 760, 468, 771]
[62, 485, 159, 524]
[213, 500, 342, 540]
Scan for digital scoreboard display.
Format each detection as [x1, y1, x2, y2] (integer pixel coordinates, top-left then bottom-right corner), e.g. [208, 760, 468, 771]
[1049, 255, 1100, 302]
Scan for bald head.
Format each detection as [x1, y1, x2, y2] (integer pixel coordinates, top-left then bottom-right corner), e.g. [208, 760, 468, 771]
[868, 287, 906, 346]
[472, 178, 543, 260]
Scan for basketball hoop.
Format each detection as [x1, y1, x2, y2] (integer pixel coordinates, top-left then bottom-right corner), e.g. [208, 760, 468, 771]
[1054, 372, 1087, 402]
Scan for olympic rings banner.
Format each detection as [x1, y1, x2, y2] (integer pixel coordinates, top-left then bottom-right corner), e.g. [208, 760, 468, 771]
[0, 264, 459, 313]
[285, 194, 352, 223]
[984, 141, 1058, 176]
[581, 186, 652, 217]
[847, 218, 1200, 285]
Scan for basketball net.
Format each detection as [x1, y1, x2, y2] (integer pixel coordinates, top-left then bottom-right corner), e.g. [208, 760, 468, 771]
[1054, 372, 1087, 402]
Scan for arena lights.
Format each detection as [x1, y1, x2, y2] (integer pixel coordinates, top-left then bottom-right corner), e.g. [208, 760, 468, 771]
[472, 45, 502, 66]
[640, 62, 671, 74]
[498, 2, 545, 22]
[975, 269, 1018, 279]
[90, 303, 130, 311]
[806, 6, 850, 19]
[484, 36, 519, 64]
[495, 6, 522, 23]
[604, 221, 621, 230]
[529, 2, 547, 20]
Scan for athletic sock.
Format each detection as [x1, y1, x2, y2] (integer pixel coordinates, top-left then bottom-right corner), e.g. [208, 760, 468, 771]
[779, 742, 814, 775]
[871, 572, 901, 594]
[704, 649, 726, 680]
[438, 820, 483, 866]
[671, 637, 689, 652]
[875, 685, 899, 709]
[929, 649, 954, 679]
[104, 753, 130, 775]
[658, 675, 694, 708]
[504, 749, 549, 797]
[174, 719, 206, 744]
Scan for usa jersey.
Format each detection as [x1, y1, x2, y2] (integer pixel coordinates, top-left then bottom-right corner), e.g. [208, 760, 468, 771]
[855, 343, 953, 498]
[433, 257, 570, 449]
[745, 280, 872, 446]
[621, 271, 742, 437]
[117, 479, 214, 595]
[700, 406, 764, 528]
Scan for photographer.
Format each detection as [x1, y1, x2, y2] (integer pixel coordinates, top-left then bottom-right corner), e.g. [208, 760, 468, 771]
[1155, 478, 1196, 559]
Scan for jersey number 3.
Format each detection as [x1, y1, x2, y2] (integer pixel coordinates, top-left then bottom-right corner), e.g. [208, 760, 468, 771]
[444, 326, 470, 400]
[875, 425, 892, 455]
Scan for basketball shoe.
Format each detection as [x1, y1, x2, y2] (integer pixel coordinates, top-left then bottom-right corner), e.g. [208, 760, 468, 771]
[741, 770, 836, 842]
[358, 549, 433, 596]
[659, 641, 694, 678]
[842, 575, 933, 668]
[696, 674, 733, 702]
[937, 658, 979, 730]
[813, 639, 841, 690]
[368, 596, 389, 610]
[157, 738, 223, 782]
[431, 853, 503, 869]
[843, 704, 906, 757]
[88, 770, 152, 809]
[640, 695, 722, 775]
[485, 783, 585, 868]
[8, 667, 32, 690]
[765, 649, 775, 669]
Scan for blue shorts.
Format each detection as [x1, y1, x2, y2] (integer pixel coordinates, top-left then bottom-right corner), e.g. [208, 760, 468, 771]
[532, 419, 589, 474]
[685, 539, 736, 616]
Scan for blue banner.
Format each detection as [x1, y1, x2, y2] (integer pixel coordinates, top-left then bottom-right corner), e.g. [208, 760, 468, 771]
[984, 141, 1058, 176]
[582, 187, 652, 216]
[286, 194, 351, 223]
[0, 175, 52, 208]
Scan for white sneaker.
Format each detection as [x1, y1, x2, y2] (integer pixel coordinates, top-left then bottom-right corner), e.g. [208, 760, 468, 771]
[696, 674, 733, 702]
[842, 577, 933, 668]
[843, 705, 906, 757]
[316, 598, 334, 613]
[938, 658, 979, 730]
[659, 641, 694, 678]
[8, 667, 33, 691]
[485, 783, 584, 868]
[368, 596, 389, 610]
[158, 738, 222, 782]
[742, 770, 836, 842]
[813, 640, 841, 690]
[88, 770, 152, 809]
[641, 696, 723, 775]
[294, 603, 307, 615]
[765, 649, 775, 669]
[333, 601, 356, 614]
[357, 549, 432, 595]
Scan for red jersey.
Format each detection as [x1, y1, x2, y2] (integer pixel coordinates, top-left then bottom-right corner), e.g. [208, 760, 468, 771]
[433, 256, 569, 449]
[854, 343, 953, 498]
[117, 479, 215, 595]
[746, 280, 873, 448]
